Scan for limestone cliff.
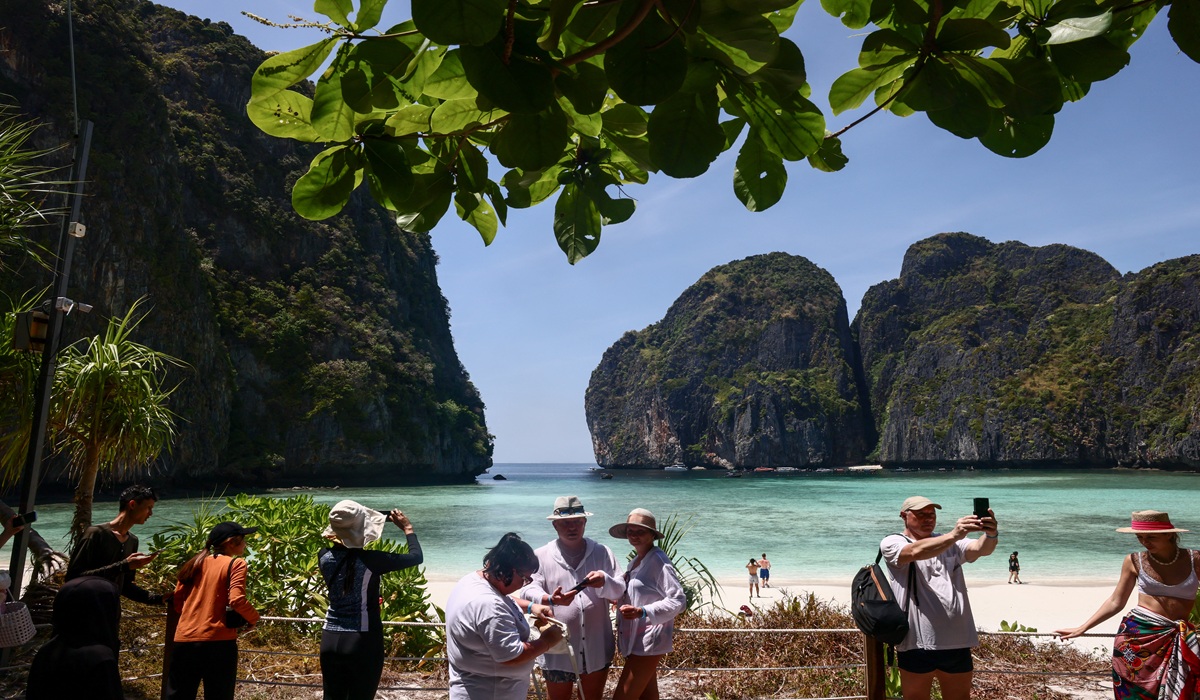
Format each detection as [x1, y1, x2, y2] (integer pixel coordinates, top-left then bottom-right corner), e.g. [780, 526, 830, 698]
[0, 0, 491, 484]
[585, 253, 873, 468]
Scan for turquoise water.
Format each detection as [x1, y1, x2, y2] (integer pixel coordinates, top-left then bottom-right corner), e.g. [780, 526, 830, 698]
[7, 465, 1200, 585]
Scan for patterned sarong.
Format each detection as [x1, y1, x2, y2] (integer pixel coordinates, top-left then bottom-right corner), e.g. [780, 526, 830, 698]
[1113, 607, 1200, 700]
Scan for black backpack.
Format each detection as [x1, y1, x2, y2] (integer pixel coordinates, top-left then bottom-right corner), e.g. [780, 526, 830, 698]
[850, 539, 917, 645]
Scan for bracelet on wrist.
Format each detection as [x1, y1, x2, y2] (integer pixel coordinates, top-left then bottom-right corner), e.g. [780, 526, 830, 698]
[526, 602, 534, 614]
[986, 533, 998, 539]
[639, 608, 647, 619]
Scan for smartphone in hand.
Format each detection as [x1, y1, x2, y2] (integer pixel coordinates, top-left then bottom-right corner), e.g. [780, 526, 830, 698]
[10, 511, 36, 528]
[973, 497, 990, 519]
[569, 579, 590, 593]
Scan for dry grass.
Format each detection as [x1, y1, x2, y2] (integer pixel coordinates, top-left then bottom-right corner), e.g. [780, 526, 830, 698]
[1, 586, 1109, 699]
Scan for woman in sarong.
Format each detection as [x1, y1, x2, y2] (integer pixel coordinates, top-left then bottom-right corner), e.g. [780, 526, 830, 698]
[1056, 510, 1200, 699]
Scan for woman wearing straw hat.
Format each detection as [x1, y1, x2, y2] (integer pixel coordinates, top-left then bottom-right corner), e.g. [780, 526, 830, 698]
[517, 495, 625, 700]
[318, 500, 424, 700]
[446, 533, 564, 700]
[167, 521, 260, 700]
[609, 508, 686, 700]
[1056, 510, 1200, 699]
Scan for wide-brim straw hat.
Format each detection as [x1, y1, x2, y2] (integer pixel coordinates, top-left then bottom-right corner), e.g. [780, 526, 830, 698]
[609, 508, 665, 539]
[324, 500, 387, 548]
[1116, 510, 1189, 534]
[547, 495, 593, 520]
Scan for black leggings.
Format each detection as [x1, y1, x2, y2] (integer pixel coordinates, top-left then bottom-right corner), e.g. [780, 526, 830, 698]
[320, 628, 385, 700]
[166, 639, 238, 700]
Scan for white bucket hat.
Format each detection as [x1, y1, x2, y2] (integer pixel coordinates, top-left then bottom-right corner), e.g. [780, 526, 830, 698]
[324, 500, 387, 548]
[547, 495, 593, 520]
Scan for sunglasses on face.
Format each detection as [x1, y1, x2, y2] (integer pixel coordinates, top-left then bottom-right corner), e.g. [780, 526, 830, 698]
[554, 506, 586, 516]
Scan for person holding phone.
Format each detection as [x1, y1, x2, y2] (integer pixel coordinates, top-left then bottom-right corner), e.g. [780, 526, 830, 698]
[609, 508, 686, 700]
[515, 496, 625, 700]
[879, 496, 998, 700]
[65, 484, 165, 607]
[318, 500, 423, 700]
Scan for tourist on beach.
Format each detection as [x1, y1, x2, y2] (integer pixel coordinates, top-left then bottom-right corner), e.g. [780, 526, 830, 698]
[1008, 552, 1021, 584]
[746, 557, 761, 599]
[446, 532, 564, 700]
[65, 484, 165, 606]
[166, 521, 261, 700]
[26, 576, 123, 700]
[518, 495, 625, 700]
[318, 501, 423, 700]
[609, 508, 687, 700]
[759, 553, 771, 588]
[1055, 510, 1200, 699]
[881, 495, 998, 700]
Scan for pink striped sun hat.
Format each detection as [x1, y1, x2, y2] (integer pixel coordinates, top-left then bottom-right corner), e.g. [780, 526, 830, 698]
[1115, 510, 1189, 534]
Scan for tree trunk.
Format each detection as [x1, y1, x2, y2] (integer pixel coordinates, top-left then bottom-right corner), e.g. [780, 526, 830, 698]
[69, 443, 101, 551]
[0, 499, 67, 581]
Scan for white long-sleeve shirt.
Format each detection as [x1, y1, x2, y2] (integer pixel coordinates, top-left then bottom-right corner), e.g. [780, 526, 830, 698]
[519, 538, 625, 674]
[615, 547, 686, 657]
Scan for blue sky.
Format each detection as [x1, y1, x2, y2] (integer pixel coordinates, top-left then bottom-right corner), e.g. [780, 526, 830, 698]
[160, 0, 1199, 463]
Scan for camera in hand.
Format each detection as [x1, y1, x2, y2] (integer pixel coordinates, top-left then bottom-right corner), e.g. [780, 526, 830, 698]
[972, 498, 990, 519]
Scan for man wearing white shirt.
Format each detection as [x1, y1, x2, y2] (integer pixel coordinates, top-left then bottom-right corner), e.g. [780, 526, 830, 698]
[520, 496, 625, 700]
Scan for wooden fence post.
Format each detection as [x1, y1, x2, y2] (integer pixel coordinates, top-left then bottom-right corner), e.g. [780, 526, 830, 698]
[864, 634, 886, 700]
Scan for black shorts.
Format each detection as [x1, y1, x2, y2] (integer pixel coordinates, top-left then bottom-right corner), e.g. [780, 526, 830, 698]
[896, 647, 974, 674]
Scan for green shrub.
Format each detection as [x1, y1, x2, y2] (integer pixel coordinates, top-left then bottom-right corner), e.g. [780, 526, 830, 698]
[141, 493, 443, 661]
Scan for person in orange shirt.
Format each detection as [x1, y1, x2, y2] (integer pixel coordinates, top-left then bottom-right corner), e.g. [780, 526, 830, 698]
[166, 521, 261, 700]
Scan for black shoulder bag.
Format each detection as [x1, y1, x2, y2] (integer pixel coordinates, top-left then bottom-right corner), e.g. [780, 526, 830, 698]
[850, 536, 918, 645]
[223, 558, 249, 629]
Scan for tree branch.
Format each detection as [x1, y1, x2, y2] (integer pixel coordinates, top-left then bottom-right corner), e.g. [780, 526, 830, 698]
[561, 0, 660, 67]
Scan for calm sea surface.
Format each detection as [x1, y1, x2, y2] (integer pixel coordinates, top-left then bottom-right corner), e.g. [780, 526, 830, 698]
[7, 464, 1200, 585]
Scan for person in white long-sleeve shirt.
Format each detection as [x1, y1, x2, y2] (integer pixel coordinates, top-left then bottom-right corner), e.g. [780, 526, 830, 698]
[518, 495, 625, 700]
[608, 508, 686, 700]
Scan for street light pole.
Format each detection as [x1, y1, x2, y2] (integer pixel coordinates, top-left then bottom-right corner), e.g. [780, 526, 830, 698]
[7, 119, 93, 599]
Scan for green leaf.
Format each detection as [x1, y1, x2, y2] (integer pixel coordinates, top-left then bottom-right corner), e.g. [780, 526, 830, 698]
[696, 11, 780, 75]
[875, 78, 915, 116]
[315, 0, 353, 26]
[766, 1, 802, 32]
[356, 0, 388, 31]
[460, 42, 557, 114]
[246, 90, 321, 142]
[859, 29, 920, 69]
[604, 13, 688, 105]
[1048, 38, 1129, 83]
[363, 139, 415, 209]
[556, 61, 609, 115]
[250, 38, 338, 103]
[1169, 0, 1200, 63]
[343, 38, 417, 112]
[502, 166, 564, 208]
[456, 143, 490, 193]
[750, 38, 808, 95]
[721, 117, 747, 148]
[492, 106, 571, 170]
[822, 0, 873, 27]
[412, 0, 506, 45]
[455, 190, 499, 244]
[596, 194, 635, 225]
[949, 55, 1013, 108]
[485, 180, 508, 225]
[727, 0, 798, 11]
[733, 136, 787, 211]
[900, 60, 956, 111]
[293, 146, 359, 220]
[807, 135, 848, 171]
[386, 104, 434, 135]
[542, 0, 588, 51]
[557, 96, 603, 138]
[423, 51, 479, 101]
[430, 98, 506, 133]
[647, 90, 726, 178]
[993, 57, 1062, 117]
[1036, 11, 1112, 44]
[553, 183, 601, 264]
[395, 172, 454, 232]
[731, 85, 825, 160]
[312, 67, 357, 141]
[937, 18, 1012, 52]
[602, 104, 649, 136]
[978, 113, 1053, 156]
[828, 60, 914, 115]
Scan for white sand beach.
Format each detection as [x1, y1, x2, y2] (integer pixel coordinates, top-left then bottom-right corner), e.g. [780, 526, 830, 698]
[422, 573, 1124, 654]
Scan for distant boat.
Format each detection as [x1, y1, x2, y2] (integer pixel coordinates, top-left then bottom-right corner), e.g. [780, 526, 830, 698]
[776, 467, 799, 473]
[725, 471, 743, 478]
[814, 468, 833, 473]
[753, 467, 775, 473]
[664, 464, 688, 471]
[600, 472, 614, 480]
[690, 466, 707, 471]
[848, 465, 883, 473]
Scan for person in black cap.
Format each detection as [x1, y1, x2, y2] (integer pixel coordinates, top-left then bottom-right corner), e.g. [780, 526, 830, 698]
[166, 521, 261, 700]
[26, 576, 123, 700]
